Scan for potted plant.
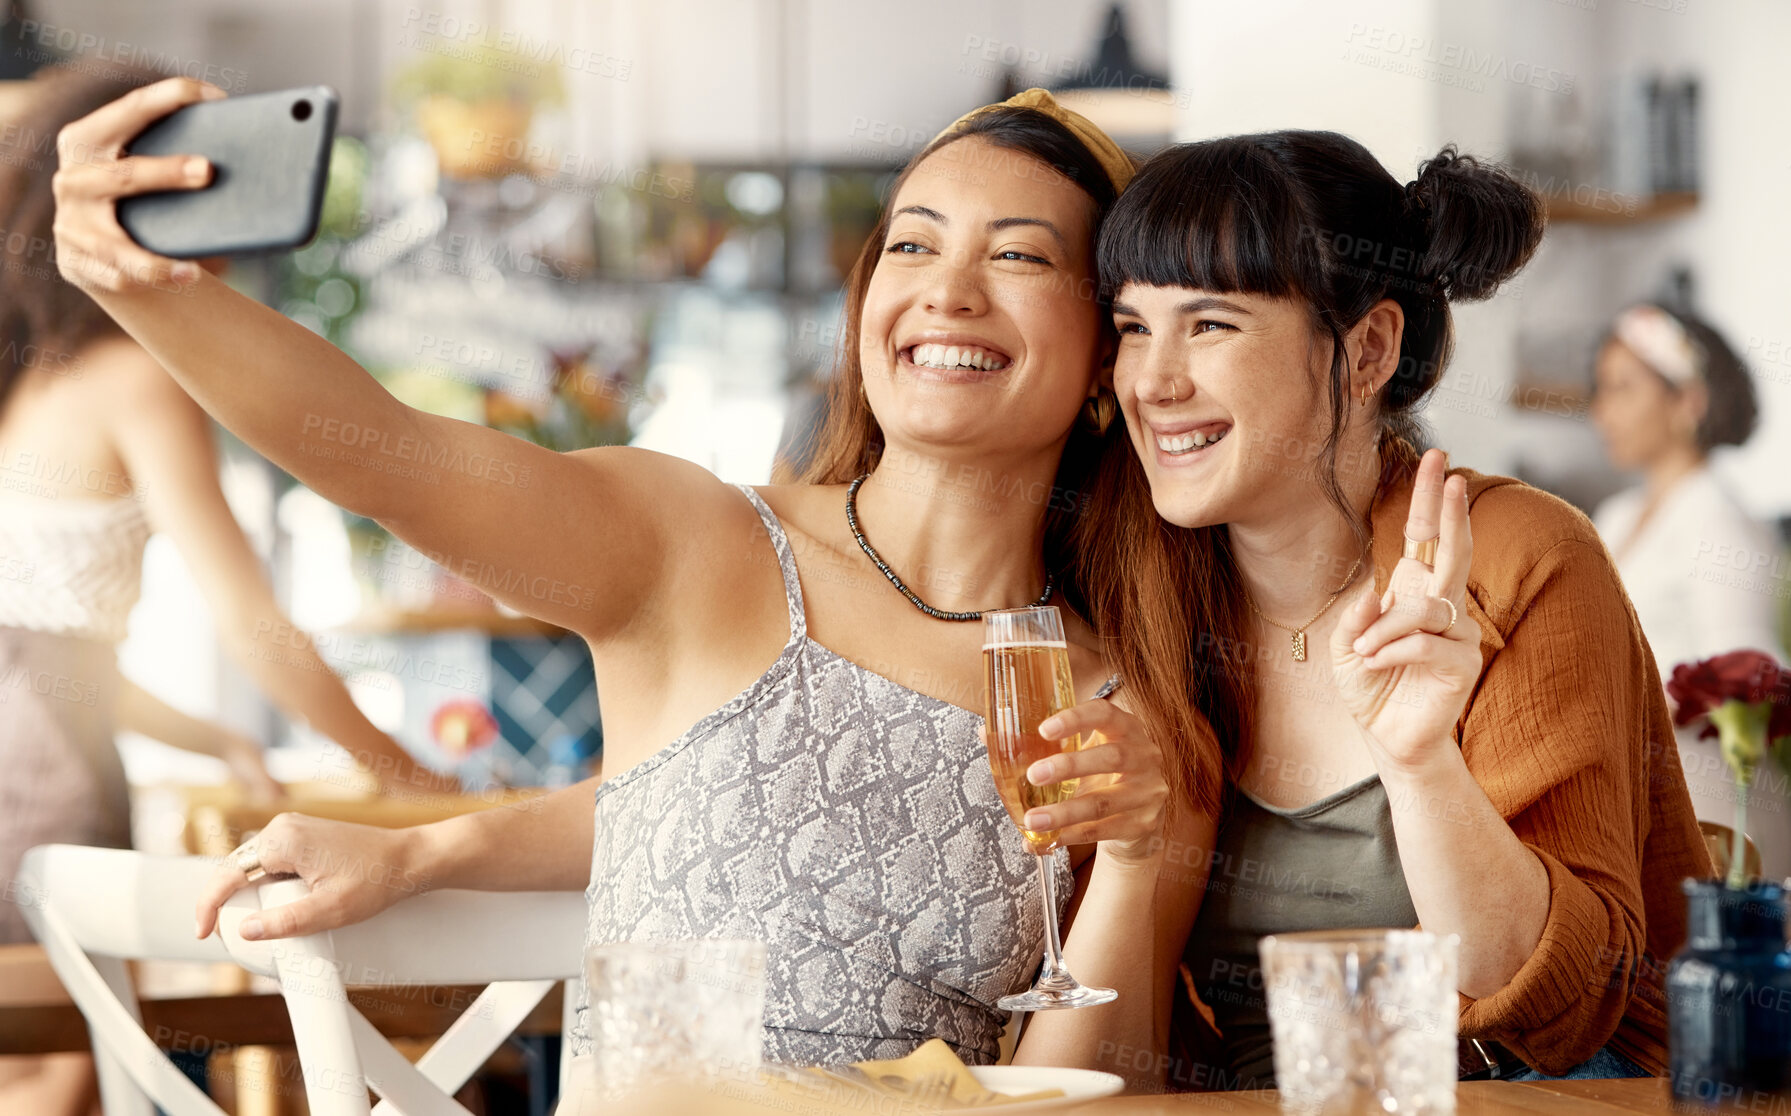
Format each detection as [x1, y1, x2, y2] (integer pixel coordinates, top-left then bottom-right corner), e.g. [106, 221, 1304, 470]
[1664, 649, 1791, 1103]
[481, 343, 644, 454]
[390, 40, 565, 180]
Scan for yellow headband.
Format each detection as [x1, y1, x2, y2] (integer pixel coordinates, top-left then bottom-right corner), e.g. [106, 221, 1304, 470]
[932, 87, 1134, 193]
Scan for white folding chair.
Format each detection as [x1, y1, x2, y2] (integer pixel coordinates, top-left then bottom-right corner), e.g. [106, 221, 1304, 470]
[18, 844, 587, 1116]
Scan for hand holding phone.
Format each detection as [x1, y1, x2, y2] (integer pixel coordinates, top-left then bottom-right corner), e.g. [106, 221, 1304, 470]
[50, 78, 335, 293]
[119, 85, 337, 259]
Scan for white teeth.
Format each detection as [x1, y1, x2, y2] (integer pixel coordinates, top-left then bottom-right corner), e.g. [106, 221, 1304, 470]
[1155, 427, 1229, 455]
[909, 343, 1010, 372]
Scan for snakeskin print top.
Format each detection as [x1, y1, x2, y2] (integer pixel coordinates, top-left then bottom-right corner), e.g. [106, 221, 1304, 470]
[573, 485, 1117, 1067]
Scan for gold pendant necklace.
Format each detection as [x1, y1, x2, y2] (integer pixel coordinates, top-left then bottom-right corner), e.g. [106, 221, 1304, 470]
[1245, 551, 1367, 662]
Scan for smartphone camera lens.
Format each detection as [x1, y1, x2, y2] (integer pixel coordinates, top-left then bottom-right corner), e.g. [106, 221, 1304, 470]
[291, 99, 313, 122]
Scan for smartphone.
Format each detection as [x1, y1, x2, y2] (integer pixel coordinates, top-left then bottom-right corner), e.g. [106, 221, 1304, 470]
[117, 86, 338, 260]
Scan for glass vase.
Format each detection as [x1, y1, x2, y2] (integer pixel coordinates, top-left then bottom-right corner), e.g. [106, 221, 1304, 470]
[1667, 879, 1791, 1104]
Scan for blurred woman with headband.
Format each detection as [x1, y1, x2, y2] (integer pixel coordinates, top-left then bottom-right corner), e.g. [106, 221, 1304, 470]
[1591, 302, 1789, 880]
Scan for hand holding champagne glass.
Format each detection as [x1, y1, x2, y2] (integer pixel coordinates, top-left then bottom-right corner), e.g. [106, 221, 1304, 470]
[982, 605, 1118, 1010]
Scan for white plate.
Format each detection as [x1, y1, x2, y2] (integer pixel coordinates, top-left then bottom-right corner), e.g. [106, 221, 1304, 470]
[967, 1065, 1126, 1110]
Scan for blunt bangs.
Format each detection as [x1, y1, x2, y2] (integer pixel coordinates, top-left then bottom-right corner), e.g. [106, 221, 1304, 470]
[1096, 138, 1317, 305]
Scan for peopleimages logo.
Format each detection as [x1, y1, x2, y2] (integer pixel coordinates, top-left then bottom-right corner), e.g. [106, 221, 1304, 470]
[1344, 25, 1576, 94]
[0, 340, 84, 378]
[0, 665, 99, 707]
[399, 7, 632, 81]
[299, 413, 534, 490]
[14, 21, 249, 89]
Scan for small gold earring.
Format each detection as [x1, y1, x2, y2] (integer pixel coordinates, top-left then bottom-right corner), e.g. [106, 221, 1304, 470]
[1359, 383, 1373, 406]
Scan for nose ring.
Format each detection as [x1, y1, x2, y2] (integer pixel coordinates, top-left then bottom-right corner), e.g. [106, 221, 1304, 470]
[1169, 381, 1178, 403]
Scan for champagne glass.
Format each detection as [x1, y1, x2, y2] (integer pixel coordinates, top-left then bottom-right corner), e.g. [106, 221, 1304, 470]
[982, 605, 1118, 1011]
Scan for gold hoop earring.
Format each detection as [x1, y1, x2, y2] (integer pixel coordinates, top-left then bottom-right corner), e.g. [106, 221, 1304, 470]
[1080, 388, 1118, 436]
[1359, 383, 1373, 406]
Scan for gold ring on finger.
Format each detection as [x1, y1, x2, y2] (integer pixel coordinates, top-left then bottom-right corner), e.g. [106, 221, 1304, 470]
[228, 841, 265, 882]
[1432, 596, 1458, 636]
[1403, 534, 1439, 567]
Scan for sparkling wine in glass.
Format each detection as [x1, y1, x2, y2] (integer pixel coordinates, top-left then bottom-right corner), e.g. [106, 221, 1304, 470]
[983, 605, 1117, 1011]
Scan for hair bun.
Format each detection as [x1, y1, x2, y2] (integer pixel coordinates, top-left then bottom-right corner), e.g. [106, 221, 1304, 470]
[1404, 144, 1544, 302]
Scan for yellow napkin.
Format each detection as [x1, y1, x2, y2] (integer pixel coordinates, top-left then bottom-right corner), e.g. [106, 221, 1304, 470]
[592, 1042, 1067, 1115]
[844, 1039, 1063, 1108]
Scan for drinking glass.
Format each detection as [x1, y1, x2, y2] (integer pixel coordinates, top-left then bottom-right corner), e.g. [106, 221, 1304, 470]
[584, 938, 767, 1101]
[1259, 929, 1458, 1116]
[982, 605, 1117, 1011]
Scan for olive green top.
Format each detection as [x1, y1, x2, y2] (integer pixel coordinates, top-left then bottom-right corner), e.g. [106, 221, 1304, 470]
[1182, 774, 1418, 1089]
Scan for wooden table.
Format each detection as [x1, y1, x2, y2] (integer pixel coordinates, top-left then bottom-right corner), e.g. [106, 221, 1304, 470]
[583, 1075, 1787, 1115]
[1080, 1078, 1770, 1113]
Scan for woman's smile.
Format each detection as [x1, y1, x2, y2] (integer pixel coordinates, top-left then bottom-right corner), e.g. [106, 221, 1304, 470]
[1147, 418, 1233, 466]
[895, 333, 1014, 385]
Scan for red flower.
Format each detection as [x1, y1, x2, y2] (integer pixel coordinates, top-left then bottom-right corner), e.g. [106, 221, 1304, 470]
[1668, 650, 1791, 742]
[430, 699, 499, 759]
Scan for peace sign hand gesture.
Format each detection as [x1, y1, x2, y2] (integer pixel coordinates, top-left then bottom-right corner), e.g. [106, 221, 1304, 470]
[1330, 449, 1484, 775]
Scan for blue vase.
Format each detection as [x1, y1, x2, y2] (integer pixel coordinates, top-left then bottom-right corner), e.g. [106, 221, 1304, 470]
[1667, 879, 1791, 1104]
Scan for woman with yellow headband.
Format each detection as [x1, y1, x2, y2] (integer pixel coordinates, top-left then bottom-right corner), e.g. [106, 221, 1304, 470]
[56, 82, 1202, 1083]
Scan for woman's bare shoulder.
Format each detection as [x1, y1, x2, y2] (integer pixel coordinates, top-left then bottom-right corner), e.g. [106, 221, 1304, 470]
[752, 481, 843, 528]
[71, 336, 201, 416]
[750, 481, 856, 563]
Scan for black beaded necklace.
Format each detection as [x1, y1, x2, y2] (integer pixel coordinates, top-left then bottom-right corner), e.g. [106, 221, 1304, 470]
[844, 473, 1054, 622]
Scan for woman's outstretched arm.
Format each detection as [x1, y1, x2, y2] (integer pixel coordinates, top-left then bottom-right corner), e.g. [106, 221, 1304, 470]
[53, 77, 712, 644]
[116, 677, 284, 801]
[105, 345, 451, 793]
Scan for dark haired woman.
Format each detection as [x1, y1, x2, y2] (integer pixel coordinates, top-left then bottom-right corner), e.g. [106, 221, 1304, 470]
[1590, 303, 1788, 881]
[61, 80, 1203, 1082]
[1075, 132, 1712, 1085]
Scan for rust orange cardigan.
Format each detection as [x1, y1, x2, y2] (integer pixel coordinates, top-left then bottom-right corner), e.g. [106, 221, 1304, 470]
[1368, 444, 1713, 1076]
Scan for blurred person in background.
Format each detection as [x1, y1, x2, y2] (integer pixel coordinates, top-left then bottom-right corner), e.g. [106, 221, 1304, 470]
[0, 63, 453, 1116]
[1590, 302, 1789, 880]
